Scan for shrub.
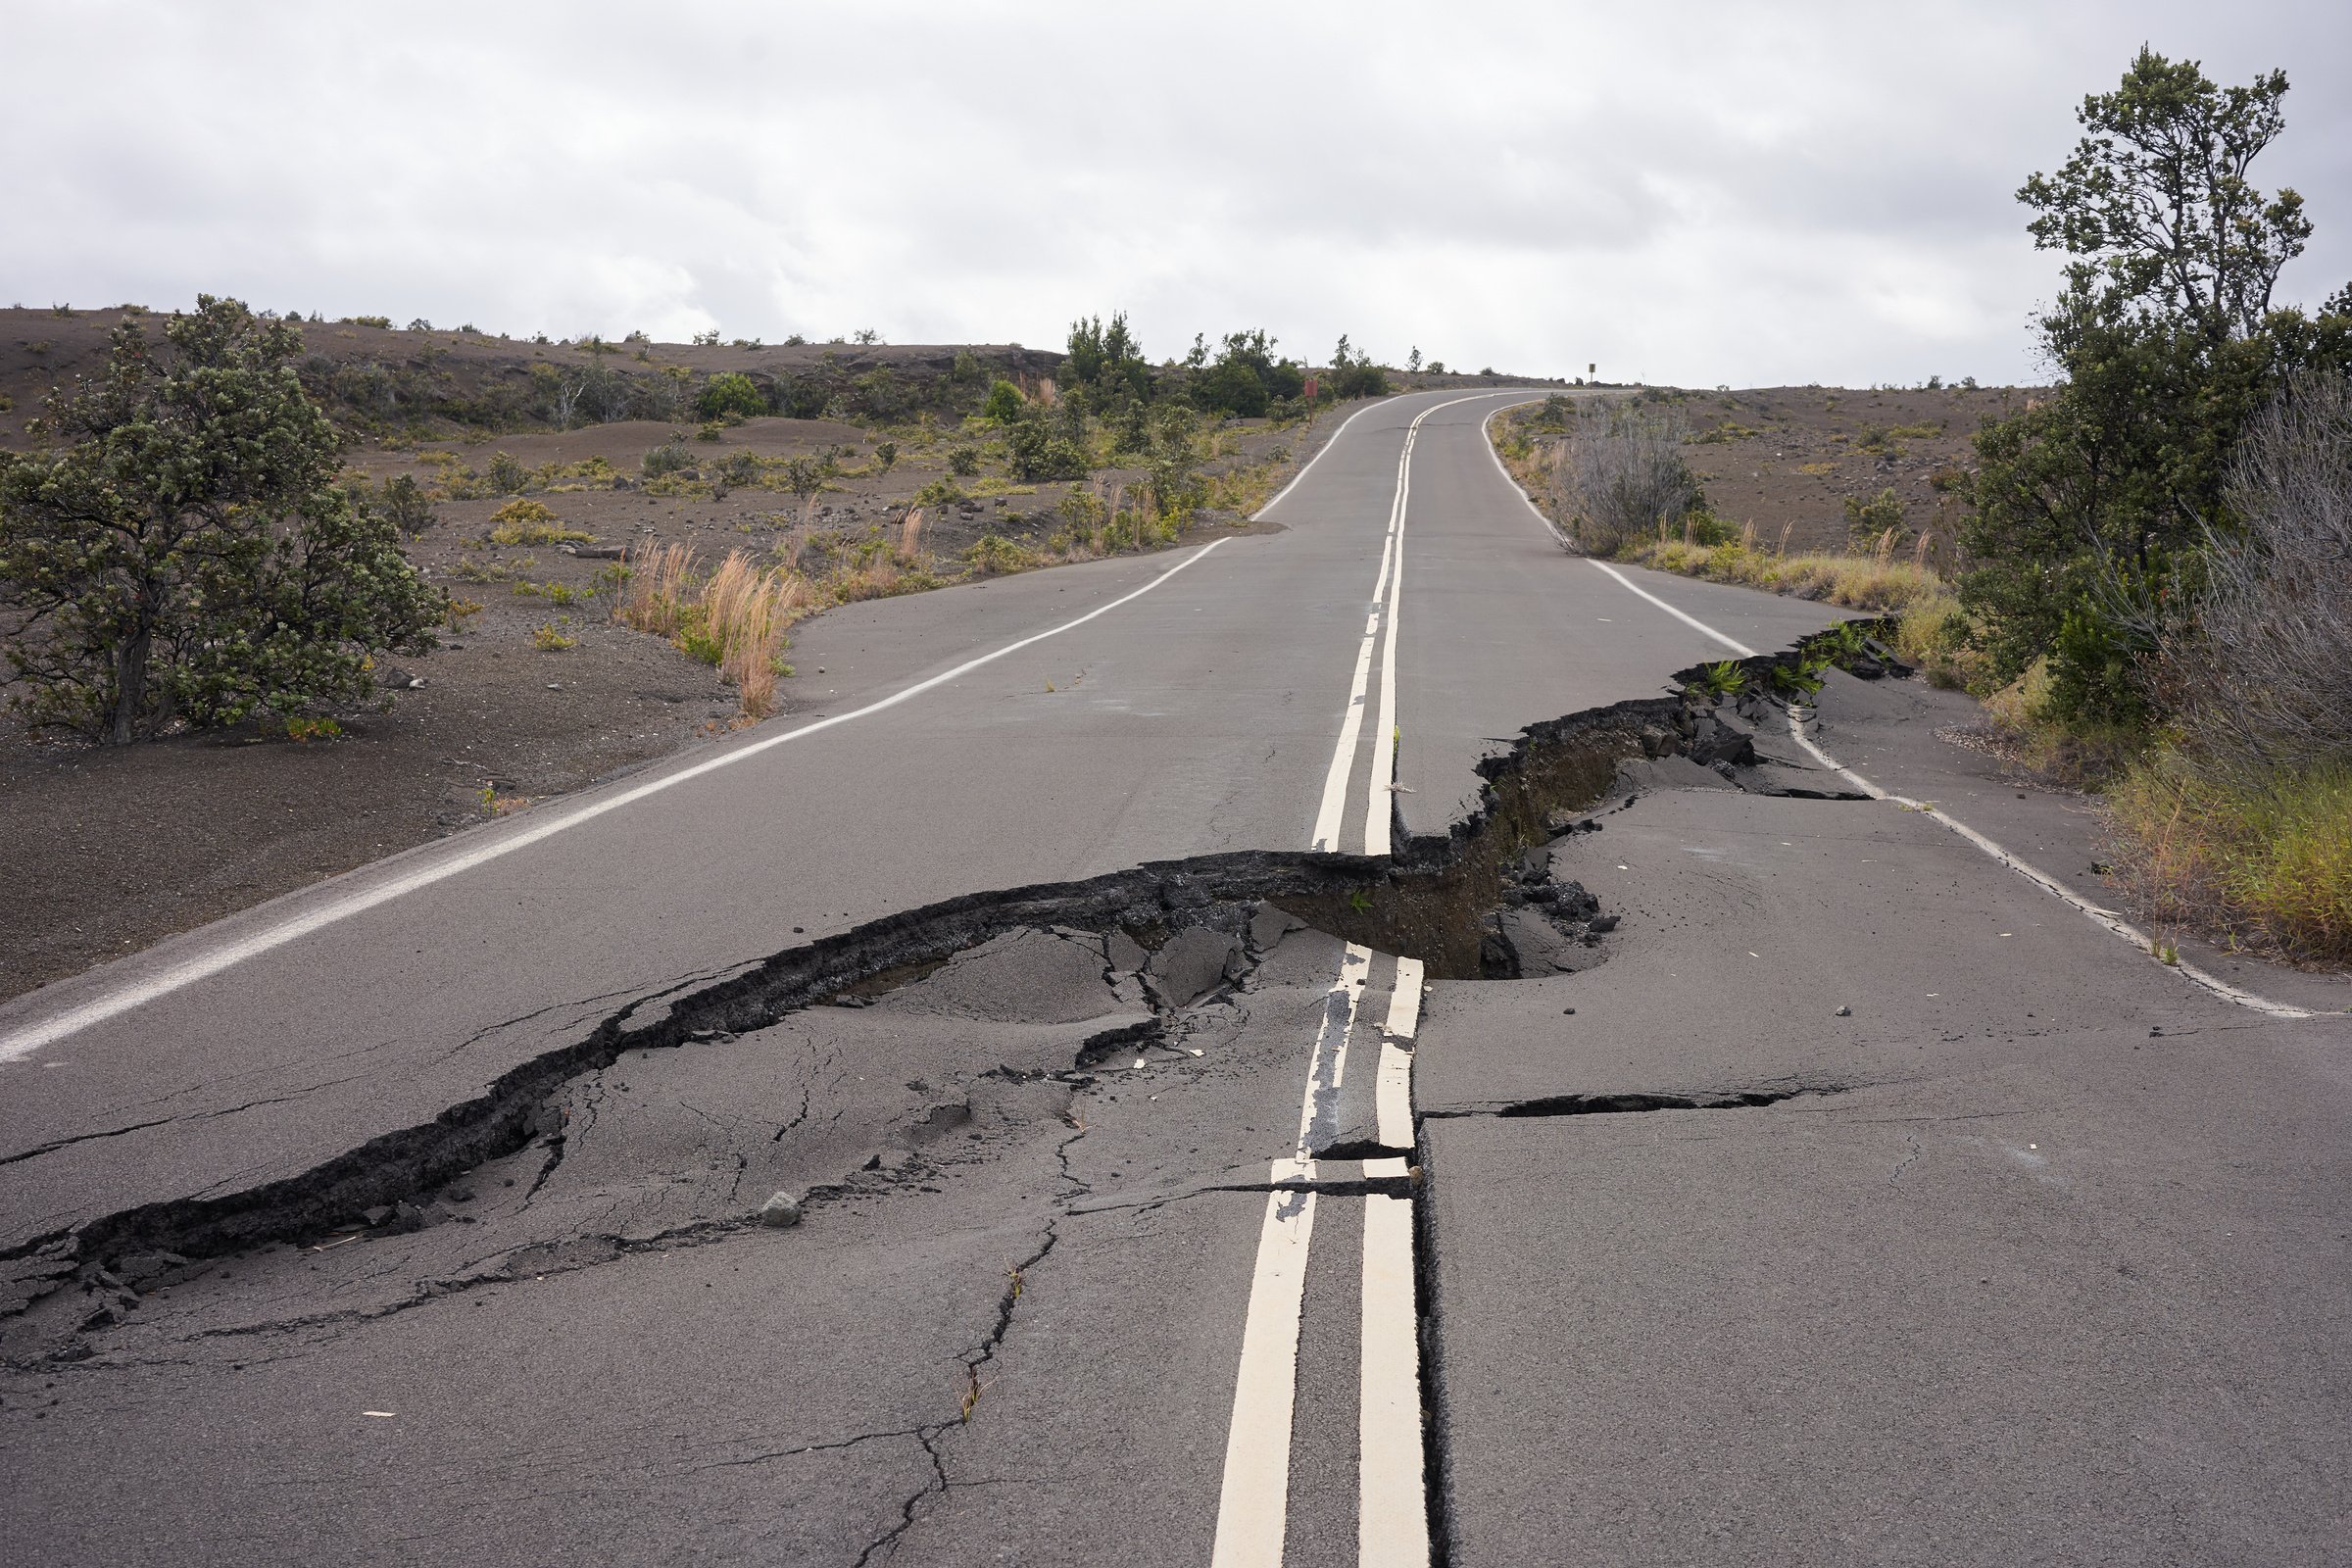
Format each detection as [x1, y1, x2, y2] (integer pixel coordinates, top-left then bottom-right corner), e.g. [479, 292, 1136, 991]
[0, 297, 442, 741]
[2158, 372, 2352, 774]
[1554, 402, 1697, 553]
[982, 380, 1025, 421]
[486, 450, 527, 495]
[1842, 487, 1907, 547]
[643, 441, 693, 477]
[486, 498, 592, 546]
[351, 315, 391, 329]
[530, 618, 577, 652]
[716, 452, 760, 489]
[1004, 407, 1090, 481]
[780, 454, 836, 501]
[697, 371, 767, 419]
[964, 533, 1042, 575]
[874, 441, 898, 473]
[947, 444, 982, 477]
[913, 477, 967, 508]
[377, 474, 436, 533]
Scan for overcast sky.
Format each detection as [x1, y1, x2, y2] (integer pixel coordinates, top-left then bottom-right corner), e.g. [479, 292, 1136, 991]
[7, 2, 2349, 387]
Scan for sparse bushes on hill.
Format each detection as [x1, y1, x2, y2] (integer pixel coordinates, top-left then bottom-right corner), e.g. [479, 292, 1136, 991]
[0, 297, 442, 742]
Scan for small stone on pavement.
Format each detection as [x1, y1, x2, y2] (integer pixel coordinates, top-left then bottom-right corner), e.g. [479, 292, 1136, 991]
[758, 1192, 803, 1228]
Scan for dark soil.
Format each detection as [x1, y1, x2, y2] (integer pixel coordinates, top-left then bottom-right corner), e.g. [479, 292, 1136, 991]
[1671, 383, 2023, 553]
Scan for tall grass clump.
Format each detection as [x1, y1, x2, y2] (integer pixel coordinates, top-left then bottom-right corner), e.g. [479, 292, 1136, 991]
[617, 542, 806, 717]
[2109, 756, 2352, 961]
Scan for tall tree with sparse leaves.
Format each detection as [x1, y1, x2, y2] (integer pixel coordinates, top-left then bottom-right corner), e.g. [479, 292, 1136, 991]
[0, 296, 444, 743]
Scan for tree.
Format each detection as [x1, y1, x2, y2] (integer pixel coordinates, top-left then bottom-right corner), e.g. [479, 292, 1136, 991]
[0, 297, 443, 743]
[1328, 333, 1392, 400]
[1962, 50, 2350, 722]
[2020, 49, 2310, 350]
[1062, 313, 1152, 406]
[1004, 399, 1091, 481]
[1188, 330, 1304, 416]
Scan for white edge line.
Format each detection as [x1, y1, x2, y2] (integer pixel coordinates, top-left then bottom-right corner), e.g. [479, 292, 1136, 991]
[1781, 709, 2315, 1020]
[1587, 562, 2318, 1021]
[1587, 559, 1756, 658]
[1475, 399, 1569, 547]
[0, 538, 1235, 1061]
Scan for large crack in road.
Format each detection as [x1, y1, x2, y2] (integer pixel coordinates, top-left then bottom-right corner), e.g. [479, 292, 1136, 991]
[4, 632, 1920, 1566]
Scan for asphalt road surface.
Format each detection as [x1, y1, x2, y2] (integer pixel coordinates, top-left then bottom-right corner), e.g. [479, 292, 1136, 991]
[3, 388, 2346, 1566]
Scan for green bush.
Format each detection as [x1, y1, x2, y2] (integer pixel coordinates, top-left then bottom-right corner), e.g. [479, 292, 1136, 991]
[486, 450, 527, 495]
[982, 380, 1025, 421]
[377, 474, 436, 534]
[0, 298, 442, 742]
[947, 445, 982, 477]
[1004, 407, 1090, 481]
[696, 371, 767, 419]
[1841, 487, 1906, 546]
[643, 442, 693, 477]
[964, 533, 1042, 575]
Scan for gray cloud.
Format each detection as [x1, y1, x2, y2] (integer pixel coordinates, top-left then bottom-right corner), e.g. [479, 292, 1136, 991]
[5, 0, 2347, 386]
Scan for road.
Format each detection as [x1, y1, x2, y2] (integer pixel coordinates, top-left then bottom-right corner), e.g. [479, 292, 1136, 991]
[4, 387, 2346, 1565]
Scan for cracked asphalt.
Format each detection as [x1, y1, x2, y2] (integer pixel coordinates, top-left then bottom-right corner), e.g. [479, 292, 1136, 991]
[6, 389, 2348, 1565]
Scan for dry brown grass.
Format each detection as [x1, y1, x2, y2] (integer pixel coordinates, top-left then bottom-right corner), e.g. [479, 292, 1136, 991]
[617, 541, 808, 717]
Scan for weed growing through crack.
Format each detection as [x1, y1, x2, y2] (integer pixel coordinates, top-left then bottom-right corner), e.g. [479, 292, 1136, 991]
[1694, 660, 1747, 697]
